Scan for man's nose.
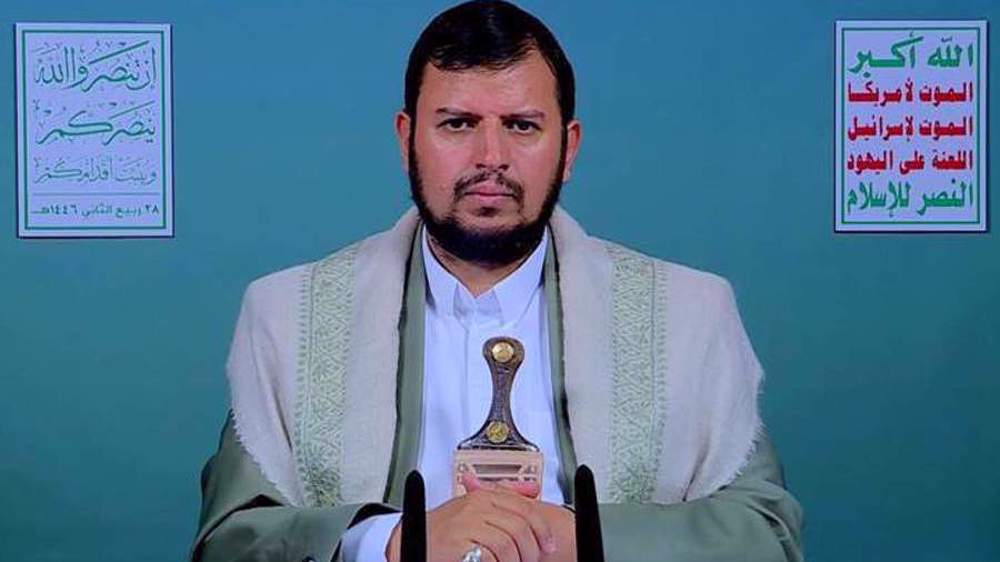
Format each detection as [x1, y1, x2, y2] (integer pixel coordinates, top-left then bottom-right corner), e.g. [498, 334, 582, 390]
[475, 119, 509, 169]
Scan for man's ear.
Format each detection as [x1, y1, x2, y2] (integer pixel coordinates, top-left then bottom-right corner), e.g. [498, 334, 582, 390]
[394, 111, 412, 173]
[560, 119, 583, 183]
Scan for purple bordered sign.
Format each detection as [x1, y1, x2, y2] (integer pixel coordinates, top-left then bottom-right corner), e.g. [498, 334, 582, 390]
[835, 20, 987, 233]
[15, 22, 173, 238]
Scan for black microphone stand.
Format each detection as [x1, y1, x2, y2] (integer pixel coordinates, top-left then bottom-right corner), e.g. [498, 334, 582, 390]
[401, 470, 427, 562]
[573, 465, 605, 562]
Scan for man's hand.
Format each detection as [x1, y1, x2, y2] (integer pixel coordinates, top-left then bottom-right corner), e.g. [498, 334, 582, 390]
[385, 474, 575, 562]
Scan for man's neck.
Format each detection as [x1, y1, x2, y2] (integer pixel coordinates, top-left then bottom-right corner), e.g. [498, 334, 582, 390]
[425, 234, 535, 298]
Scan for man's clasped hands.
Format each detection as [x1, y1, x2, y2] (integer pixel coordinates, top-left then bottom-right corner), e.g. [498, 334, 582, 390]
[385, 473, 576, 562]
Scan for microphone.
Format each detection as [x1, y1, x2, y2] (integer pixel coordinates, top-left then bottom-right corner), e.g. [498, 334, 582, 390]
[574, 465, 605, 562]
[401, 470, 426, 562]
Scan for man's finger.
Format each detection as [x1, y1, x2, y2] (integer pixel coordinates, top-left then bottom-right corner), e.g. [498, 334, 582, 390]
[459, 473, 556, 554]
[462, 542, 498, 562]
[487, 494, 557, 554]
[496, 479, 540, 498]
[462, 473, 540, 498]
[485, 514, 541, 562]
[462, 471, 491, 493]
[471, 523, 521, 562]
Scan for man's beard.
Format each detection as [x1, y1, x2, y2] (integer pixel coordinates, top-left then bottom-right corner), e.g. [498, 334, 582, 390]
[408, 129, 566, 268]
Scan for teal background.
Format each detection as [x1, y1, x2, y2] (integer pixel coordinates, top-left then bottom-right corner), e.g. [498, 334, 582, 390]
[1, 1, 997, 561]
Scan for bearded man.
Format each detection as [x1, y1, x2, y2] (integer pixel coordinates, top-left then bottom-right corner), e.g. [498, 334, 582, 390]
[191, 2, 804, 561]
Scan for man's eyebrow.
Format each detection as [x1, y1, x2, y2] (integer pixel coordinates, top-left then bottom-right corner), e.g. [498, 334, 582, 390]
[435, 107, 480, 119]
[503, 110, 546, 120]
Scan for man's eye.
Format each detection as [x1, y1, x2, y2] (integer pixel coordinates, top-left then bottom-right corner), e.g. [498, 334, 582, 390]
[507, 120, 539, 133]
[440, 118, 474, 131]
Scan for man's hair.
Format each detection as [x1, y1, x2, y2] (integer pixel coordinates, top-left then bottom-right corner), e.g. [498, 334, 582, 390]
[404, 0, 575, 125]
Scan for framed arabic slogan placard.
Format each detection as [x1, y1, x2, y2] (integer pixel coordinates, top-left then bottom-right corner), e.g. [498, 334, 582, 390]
[15, 23, 173, 238]
[835, 21, 987, 233]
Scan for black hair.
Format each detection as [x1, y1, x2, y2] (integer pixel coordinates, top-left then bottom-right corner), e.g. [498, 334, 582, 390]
[404, 0, 575, 125]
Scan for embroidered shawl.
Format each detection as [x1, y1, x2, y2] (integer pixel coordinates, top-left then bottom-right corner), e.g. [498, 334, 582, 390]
[226, 207, 763, 507]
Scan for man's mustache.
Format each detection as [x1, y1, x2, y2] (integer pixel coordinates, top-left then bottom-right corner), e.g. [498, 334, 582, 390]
[453, 169, 524, 201]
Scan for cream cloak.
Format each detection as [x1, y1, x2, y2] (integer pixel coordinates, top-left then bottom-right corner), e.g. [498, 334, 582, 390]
[225, 206, 763, 509]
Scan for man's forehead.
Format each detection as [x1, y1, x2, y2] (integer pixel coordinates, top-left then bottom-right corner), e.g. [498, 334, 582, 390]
[417, 50, 559, 114]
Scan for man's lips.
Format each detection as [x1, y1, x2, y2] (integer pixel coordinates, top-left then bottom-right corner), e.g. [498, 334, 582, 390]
[462, 182, 515, 198]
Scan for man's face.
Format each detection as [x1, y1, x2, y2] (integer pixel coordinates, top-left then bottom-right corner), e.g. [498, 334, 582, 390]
[396, 50, 581, 265]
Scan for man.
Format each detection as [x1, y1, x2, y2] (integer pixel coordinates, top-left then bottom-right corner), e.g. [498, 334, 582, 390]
[192, 2, 804, 561]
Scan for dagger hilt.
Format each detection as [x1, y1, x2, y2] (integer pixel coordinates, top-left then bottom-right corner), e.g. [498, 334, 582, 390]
[457, 336, 538, 452]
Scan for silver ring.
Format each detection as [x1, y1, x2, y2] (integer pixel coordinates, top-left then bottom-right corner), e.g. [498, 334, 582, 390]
[460, 545, 482, 562]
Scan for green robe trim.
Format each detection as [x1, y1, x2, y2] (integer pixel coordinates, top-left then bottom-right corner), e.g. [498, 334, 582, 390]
[604, 242, 668, 502]
[296, 242, 362, 507]
[384, 226, 425, 507]
[544, 235, 578, 504]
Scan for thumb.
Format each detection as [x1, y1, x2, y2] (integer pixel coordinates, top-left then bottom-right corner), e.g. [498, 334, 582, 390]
[461, 471, 491, 493]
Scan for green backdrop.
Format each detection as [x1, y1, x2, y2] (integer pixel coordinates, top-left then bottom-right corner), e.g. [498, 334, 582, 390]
[1, 1, 997, 561]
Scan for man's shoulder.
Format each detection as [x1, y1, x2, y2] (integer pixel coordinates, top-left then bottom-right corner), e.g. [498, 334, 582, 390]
[595, 237, 735, 306]
[241, 238, 366, 309]
[244, 209, 419, 305]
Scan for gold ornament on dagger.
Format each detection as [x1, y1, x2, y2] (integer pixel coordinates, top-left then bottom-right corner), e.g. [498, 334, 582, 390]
[452, 337, 543, 498]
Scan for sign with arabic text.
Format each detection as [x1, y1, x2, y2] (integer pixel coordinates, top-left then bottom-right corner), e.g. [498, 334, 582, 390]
[15, 23, 173, 238]
[835, 21, 986, 232]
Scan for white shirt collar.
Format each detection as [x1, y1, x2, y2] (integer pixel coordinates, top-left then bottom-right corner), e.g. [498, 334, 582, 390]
[422, 226, 548, 326]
